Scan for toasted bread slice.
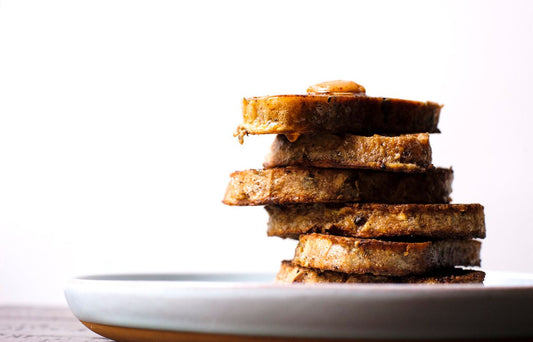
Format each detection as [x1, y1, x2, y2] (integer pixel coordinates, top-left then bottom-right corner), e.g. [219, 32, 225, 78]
[293, 233, 481, 277]
[264, 133, 432, 172]
[266, 203, 485, 240]
[235, 95, 441, 142]
[223, 167, 452, 206]
[277, 260, 485, 284]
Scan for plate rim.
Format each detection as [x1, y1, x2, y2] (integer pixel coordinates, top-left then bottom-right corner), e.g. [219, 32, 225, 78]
[67, 269, 533, 291]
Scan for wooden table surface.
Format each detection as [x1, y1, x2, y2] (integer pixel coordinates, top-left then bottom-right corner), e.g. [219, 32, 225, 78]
[0, 306, 107, 342]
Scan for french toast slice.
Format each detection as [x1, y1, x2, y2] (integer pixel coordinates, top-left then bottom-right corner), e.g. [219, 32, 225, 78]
[223, 167, 453, 206]
[293, 233, 481, 277]
[236, 94, 441, 142]
[264, 133, 432, 172]
[276, 260, 485, 284]
[266, 203, 485, 240]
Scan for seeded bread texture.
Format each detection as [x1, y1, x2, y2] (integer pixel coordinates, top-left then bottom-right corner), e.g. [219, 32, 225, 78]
[236, 95, 442, 141]
[264, 133, 432, 172]
[266, 203, 485, 240]
[292, 233, 481, 277]
[223, 167, 453, 206]
[276, 260, 485, 284]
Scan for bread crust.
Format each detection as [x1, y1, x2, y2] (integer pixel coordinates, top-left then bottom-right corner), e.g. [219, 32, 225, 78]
[266, 203, 485, 240]
[236, 95, 442, 141]
[276, 260, 485, 284]
[223, 167, 453, 206]
[292, 233, 481, 276]
[264, 133, 432, 172]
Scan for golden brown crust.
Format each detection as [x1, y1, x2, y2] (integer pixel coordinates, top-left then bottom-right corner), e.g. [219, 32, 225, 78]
[223, 167, 453, 206]
[236, 95, 442, 141]
[276, 260, 485, 284]
[266, 203, 485, 240]
[263, 133, 432, 172]
[292, 233, 481, 276]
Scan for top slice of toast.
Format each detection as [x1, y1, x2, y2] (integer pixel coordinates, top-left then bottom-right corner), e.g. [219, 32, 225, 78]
[236, 94, 442, 142]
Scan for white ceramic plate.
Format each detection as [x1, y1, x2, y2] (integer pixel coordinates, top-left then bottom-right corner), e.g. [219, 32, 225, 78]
[65, 271, 533, 340]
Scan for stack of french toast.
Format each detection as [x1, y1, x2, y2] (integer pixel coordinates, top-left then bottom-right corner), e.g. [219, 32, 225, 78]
[223, 81, 485, 284]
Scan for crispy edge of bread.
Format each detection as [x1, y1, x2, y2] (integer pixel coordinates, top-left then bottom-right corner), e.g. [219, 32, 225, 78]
[292, 233, 481, 277]
[223, 167, 453, 206]
[263, 133, 432, 172]
[236, 95, 442, 142]
[276, 260, 485, 284]
[266, 203, 485, 240]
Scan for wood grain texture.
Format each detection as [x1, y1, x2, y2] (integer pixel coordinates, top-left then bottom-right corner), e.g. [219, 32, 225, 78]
[0, 306, 105, 341]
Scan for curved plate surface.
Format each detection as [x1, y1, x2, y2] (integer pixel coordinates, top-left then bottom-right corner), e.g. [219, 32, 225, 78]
[65, 271, 533, 340]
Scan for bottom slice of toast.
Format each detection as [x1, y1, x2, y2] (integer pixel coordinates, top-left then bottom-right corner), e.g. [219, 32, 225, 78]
[276, 260, 485, 284]
[293, 233, 481, 277]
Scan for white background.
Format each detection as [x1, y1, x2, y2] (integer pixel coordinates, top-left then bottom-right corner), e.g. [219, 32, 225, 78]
[1, 0, 532, 305]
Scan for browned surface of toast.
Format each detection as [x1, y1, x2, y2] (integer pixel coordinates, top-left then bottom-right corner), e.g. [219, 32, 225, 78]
[292, 233, 481, 277]
[266, 203, 485, 240]
[276, 260, 485, 284]
[236, 95, 442, 141]
[223, 167, 453, 206]
[264, 133, 432, 172]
